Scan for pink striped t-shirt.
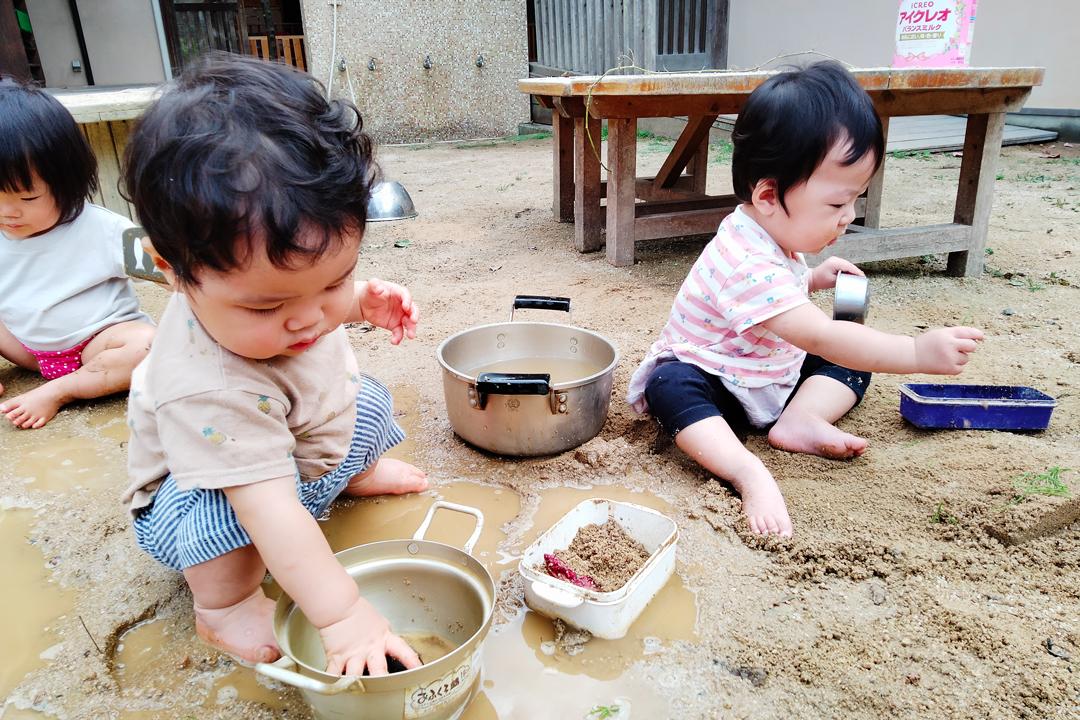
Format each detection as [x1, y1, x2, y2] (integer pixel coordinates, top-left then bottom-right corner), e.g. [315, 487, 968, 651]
[627, 207, 810, 411]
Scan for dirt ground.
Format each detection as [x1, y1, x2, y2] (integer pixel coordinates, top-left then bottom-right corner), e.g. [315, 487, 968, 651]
[1, 133, 1079, 720]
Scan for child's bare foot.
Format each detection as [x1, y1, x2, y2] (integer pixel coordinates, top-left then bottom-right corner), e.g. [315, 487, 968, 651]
[735, 471, 793, 538]
[768, 409, 867, 459]
[0, 383, 67, 429]
[193, 587, 280, 664]
[343, 458, 429, 497]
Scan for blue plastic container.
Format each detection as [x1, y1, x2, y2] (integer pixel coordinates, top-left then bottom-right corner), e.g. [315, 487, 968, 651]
[899, 384, 1057, 431]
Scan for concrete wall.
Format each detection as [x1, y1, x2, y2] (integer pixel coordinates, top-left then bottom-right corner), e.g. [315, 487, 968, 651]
[299, 0, 530, 143]
[24, 0, 166, 88]
[23, 0, 87, 87]
[728, 0, 1079, 111]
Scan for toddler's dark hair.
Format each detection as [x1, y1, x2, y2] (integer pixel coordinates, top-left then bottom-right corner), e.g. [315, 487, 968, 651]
[0, 78, 99, 225]
[731, 61, 884, 211]
[122, 53, 377, 285]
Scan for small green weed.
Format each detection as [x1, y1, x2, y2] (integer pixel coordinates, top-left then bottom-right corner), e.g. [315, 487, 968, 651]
[930, 501, 959, 525]
[636, 129, 655, 140]
[999, 467, 1073, 509]
[504, 131, 552, 142]
[587, 706, 622, 719]
[710, 140, 735, 163]
[900, 440, 920, 449]
[455, 141, 499, 150]
[996, 173, 1005, 180]
[1026, 278, 1045, 292]
[891, 149, 931, 159]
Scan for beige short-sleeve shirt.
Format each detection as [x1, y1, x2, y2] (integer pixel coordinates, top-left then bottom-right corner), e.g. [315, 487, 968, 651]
[123, 293, 360, 515]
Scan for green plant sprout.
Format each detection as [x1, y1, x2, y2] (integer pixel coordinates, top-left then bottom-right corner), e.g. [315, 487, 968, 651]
[999, 467, 1073, 509]
[1026, 278, 1045, 292]
[900, 440, 920, 449]
[587, 705, 622, 719]
[930, 501, 959, 525]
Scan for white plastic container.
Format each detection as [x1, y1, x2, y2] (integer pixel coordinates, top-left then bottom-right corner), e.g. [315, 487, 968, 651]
[518, 499, 679, 639]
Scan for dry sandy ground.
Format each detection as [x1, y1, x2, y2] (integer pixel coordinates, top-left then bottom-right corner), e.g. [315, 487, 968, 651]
[1, 134, 1079, 720]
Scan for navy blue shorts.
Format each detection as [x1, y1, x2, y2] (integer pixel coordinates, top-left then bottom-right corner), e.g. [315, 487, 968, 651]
[132, 375, 405, 571]
[643, 355, 871, 437]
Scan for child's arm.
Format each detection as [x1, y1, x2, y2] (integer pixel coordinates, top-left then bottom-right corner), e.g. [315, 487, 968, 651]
[223, 477, 421, 676]
[762, 303, 984, 375]
[345, 278, 419, 345]
[808, 257, 864, 293]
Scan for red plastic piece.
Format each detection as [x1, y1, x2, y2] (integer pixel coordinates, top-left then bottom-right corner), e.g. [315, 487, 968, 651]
[544, 553, 597, 589]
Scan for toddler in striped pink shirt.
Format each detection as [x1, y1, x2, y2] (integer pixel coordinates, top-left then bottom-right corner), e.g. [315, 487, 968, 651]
[627, 62, 983, 538]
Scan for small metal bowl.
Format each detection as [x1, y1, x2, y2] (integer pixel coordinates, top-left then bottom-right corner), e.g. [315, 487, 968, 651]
[367, 181, 418, 222]
[833, 271, 870, 324]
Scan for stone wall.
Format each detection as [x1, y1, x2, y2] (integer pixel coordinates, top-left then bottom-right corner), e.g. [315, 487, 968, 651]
[300, 0, 530, 143]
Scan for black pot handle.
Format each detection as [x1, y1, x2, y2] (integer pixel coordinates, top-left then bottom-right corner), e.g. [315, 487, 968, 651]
[510, 295, 572, 323]
[476, 372, 551, 395]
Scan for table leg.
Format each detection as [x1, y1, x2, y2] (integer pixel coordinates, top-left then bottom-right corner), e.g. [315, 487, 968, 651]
[686, 131, 710, 195]
[574, 115, 603, 252]
[948, 112, 1006, 277]
[552, 112, 574, 223]
[606, 117, 638, 267]
[864, 116, 890, 229]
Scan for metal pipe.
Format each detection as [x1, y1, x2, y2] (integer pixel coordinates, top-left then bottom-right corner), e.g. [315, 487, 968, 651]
[67, 0, 94, 85]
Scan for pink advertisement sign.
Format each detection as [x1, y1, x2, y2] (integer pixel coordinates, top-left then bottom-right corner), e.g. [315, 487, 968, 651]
[893, 0, 978, 68]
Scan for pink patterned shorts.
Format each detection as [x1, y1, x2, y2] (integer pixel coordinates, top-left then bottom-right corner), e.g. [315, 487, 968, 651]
[22, 336, 95, 380]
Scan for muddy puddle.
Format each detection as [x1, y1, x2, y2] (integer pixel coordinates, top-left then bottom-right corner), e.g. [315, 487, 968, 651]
[1, 387, 696, 719]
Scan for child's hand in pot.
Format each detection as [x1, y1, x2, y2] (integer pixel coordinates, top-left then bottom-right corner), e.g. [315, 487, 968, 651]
[318, 596, 422, 676]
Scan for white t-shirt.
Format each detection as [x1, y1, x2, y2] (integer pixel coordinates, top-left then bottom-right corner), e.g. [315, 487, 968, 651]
[0, 203, 153, 352]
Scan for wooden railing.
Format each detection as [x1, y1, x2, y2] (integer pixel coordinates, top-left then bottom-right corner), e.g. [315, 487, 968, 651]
[249, 35, 308, 72]
[531, 0, 726, 75]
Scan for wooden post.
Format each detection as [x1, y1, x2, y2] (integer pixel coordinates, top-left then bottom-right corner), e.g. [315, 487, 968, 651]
[706, 0, 729, 69]
[654, 114, 717, 190]
[553, 111, 575, 222]
[864, 115, 890, 229]
[606, 117, 638, 267]
[687, 134, 710, 195]
[574, 115, 603, 252]
[260, 0, 277, 61]
[948, 112, 1006, 277]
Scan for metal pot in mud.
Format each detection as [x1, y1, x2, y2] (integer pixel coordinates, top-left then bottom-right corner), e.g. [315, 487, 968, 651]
[255, 502, 494, 720]
[437, 296, 620, 457]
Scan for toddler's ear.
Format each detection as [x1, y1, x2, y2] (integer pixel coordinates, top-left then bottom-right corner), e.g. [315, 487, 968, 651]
[750, 178, 782, 217]
[141, 236, 178, 287]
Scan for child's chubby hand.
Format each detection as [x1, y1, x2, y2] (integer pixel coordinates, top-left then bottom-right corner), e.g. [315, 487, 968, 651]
[810, 257, 863, 292]
[317, 596, 422, 676]
[356, 278, 420, 345]
[914, 326, 985, 375]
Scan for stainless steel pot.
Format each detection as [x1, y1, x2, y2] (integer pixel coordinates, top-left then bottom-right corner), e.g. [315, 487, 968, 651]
[255, 502, 493, 720]
[833, 271, 870, 324]
[437, 296, 620, 456]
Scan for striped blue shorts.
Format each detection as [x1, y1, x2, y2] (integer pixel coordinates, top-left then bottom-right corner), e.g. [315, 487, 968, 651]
[132, 375, 405, 571]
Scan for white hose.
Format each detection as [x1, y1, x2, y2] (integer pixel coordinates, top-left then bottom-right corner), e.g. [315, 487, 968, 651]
[326, 0, 339, 98]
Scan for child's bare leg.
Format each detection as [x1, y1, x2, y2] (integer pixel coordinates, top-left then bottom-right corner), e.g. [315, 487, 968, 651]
[0, 320, 155, 429]
[342, 458, 429, 497]
[676, 416, 793, 538]
[183, 544, 281, 664]
[768, 375, 865, 458]
[0, 318, 40, 398]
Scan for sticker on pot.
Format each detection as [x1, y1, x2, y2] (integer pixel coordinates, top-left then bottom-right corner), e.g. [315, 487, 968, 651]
[405, 659, 473, 718]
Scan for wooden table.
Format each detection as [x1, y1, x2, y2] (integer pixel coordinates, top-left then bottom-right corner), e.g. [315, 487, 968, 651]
[519, 67, 1044, 275]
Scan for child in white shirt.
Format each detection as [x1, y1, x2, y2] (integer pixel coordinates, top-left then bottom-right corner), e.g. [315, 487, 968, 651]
[628, 62, 983, 538]
[0, 80, 156, 428]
